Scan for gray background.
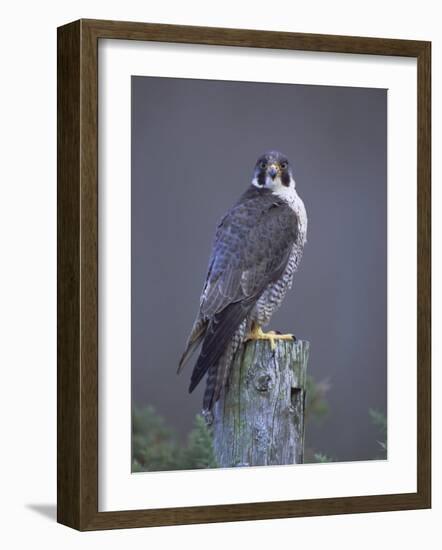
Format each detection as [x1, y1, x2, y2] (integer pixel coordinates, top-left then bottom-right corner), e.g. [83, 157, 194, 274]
[131, 76, 387, 462]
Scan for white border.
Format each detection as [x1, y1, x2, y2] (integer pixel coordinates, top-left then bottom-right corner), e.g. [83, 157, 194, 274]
[98, 40, 417, 512]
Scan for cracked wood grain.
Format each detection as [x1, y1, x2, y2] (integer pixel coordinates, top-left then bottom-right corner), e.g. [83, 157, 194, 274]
[212, 339, 309, 467]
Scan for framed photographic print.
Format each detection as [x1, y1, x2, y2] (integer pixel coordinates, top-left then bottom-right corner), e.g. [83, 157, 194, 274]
[57, 19, 431, 530]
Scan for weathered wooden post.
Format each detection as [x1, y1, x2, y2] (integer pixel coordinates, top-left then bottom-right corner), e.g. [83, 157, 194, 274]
[212, 339, 309, 467]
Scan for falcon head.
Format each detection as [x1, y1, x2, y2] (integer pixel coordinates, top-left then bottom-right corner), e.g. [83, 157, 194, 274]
[252, 150, 295, 191]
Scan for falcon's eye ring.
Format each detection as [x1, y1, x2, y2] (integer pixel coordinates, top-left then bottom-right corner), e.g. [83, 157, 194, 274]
[259, 161, 267, 169]
[280, 161, 288, 170]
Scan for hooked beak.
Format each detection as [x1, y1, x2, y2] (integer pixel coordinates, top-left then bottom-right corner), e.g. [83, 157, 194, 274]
[268, 164, 278, 180]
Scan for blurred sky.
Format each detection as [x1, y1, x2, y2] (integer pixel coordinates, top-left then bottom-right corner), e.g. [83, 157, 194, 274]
[131, 76, 387, 463]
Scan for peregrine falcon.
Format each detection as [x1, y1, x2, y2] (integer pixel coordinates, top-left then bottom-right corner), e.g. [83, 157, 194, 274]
[178, 151, 308, 414]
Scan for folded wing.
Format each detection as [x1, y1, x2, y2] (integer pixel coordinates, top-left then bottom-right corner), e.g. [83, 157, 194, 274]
[180, 189, 299, 403]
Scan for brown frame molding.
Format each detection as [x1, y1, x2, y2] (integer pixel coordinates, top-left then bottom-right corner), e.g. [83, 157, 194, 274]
[57, 19, 431, 530]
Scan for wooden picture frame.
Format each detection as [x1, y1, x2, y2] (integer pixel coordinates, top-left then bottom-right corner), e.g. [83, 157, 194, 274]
[57, 18, 431, 530]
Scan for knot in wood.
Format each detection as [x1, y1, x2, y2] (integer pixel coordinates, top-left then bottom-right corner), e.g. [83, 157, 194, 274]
[254, 373, 273, 392]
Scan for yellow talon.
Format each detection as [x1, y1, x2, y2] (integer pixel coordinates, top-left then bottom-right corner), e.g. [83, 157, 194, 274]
[245, 324, 294, 351]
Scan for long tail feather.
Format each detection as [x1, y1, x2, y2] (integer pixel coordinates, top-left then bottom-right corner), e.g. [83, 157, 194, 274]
[177, 319, 207, 373]
[188, 300, 252, 394]
[203, 363, 218, 411]
[201, 322, 245, 412]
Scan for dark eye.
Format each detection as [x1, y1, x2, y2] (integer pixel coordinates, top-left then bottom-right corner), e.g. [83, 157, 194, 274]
[259, 161, 267, 169]
[280, 161, 288, 170]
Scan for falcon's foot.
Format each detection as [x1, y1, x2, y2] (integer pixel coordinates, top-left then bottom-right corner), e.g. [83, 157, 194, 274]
[245, 324, 295, 351]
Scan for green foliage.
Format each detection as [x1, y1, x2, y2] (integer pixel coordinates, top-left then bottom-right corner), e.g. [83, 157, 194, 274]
[132, 405, 217, 472]
[306, 408, 388, 464]
[313, 452, 333, 463]
[369, 408, 387, 433]
[369, 408, 387, 459]
[132, 390, 387, 470]
[181, 414, 218, 469]
[301, 375, 331, 463]
[305, 376, 330, 423]
[132, 405, 181, 471]
[133, 375, 331, 470]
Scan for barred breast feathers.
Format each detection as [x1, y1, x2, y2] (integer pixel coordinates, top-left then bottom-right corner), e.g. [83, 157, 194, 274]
[253, 184, 307, 327]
